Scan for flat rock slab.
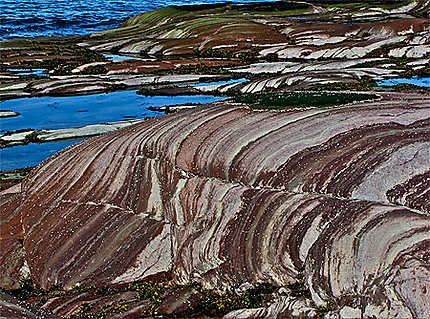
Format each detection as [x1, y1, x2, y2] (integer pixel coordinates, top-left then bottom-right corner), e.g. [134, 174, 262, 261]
[0, 120, 144, 148]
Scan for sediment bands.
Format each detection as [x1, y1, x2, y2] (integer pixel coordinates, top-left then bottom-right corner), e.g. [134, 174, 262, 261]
[4, 93, 430, 317]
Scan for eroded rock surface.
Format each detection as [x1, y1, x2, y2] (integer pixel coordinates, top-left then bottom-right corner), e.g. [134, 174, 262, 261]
[1, 1, 429, 99]
[0, 292, 58, 319]
[2, 92, 429, 318]
[1, 1, 430, 318]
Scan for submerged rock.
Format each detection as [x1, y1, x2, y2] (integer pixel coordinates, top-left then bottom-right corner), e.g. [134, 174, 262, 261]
[0, 120, 144, 148]
[0, 110, 20, 118]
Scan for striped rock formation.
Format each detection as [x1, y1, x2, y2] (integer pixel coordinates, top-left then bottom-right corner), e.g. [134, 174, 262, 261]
[1, 92, 430, 318]
[0, 292, 58, 319]
[2, 1, 429, 102]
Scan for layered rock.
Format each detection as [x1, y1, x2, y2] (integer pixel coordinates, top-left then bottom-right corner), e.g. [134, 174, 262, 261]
[2, 1, 429, 100]
[1, 1, 430, 317]
[2, 92, 429, 317]
[0, 292, 58, 319]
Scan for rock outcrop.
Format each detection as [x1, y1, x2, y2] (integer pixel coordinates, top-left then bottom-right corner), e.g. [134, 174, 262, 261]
[2, 92, 429, 317]
[0, 292, 58, 319]
[1, 1, 429, 100]
[1, 1, 430, 318]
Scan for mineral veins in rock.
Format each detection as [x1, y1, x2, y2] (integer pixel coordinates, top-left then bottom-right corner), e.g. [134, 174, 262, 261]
[2, 92, 429, 318]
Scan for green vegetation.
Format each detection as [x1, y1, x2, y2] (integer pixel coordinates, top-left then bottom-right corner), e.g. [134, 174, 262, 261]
[131, 280, 166, 316]
[1, 42, 107, 75]
[2, 280, 64, 307]
[70, 303, 105, 319]
[365, 42, 406, 58]
[318, 0, 410, 10]
[92, 1, 312, 44]
[2, 278, 280, 318]
[81, 64, 108, 75]
[316, 303, 337, 319]
[233, 91, 378, 110]
[307, 77, 376, 91]
[0, 129, 42, 149]
[0, 166, 33, 191]
[189, 282, 277, 317]
[286, 270, 312, 299]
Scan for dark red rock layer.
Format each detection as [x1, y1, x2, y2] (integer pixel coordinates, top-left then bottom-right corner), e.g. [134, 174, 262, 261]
[0, 191, 26, 290]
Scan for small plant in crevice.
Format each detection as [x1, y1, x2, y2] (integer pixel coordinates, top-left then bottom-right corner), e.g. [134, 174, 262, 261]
[186, 282, 278, 317]
[316, 303, 337, 318]
[70, 302, 106, 319]
[80, 64, 108, 75]
[1, 276, 335, 318]
[3, 280, 44, 301]
[1, 279, 64, 307]
[131, 280, 166, 317]
[286, 270, 312, 299]
[265, 52, 280, 62]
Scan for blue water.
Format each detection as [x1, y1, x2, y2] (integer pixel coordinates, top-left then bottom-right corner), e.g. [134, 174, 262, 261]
[0, 91, 224, 132]
[7, 68, 48, 76]
[0, 0, 251, 170]
[103, 54, 144, 61]
[1, 0, 274, 40]
[376, 77, 430, 87]
[0, 140, 83, 170]
[0, 91, 224, 170]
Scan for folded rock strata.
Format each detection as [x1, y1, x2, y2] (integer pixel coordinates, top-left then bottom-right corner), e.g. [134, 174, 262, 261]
[1, 92, 429, 317]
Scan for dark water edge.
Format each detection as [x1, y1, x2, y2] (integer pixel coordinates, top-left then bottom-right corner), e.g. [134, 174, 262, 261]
[1, 0, 275, 40]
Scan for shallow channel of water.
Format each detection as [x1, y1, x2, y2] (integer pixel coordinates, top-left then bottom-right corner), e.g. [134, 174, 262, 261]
[0, 140, 83, 170]
[7, 68, 48, 76]
[376, 76, 430, 87]
[103, 54, 144, 61]
[190, 78, 249, 87]
[0, 90, 225, 170]
[0, 90, 224, 132]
